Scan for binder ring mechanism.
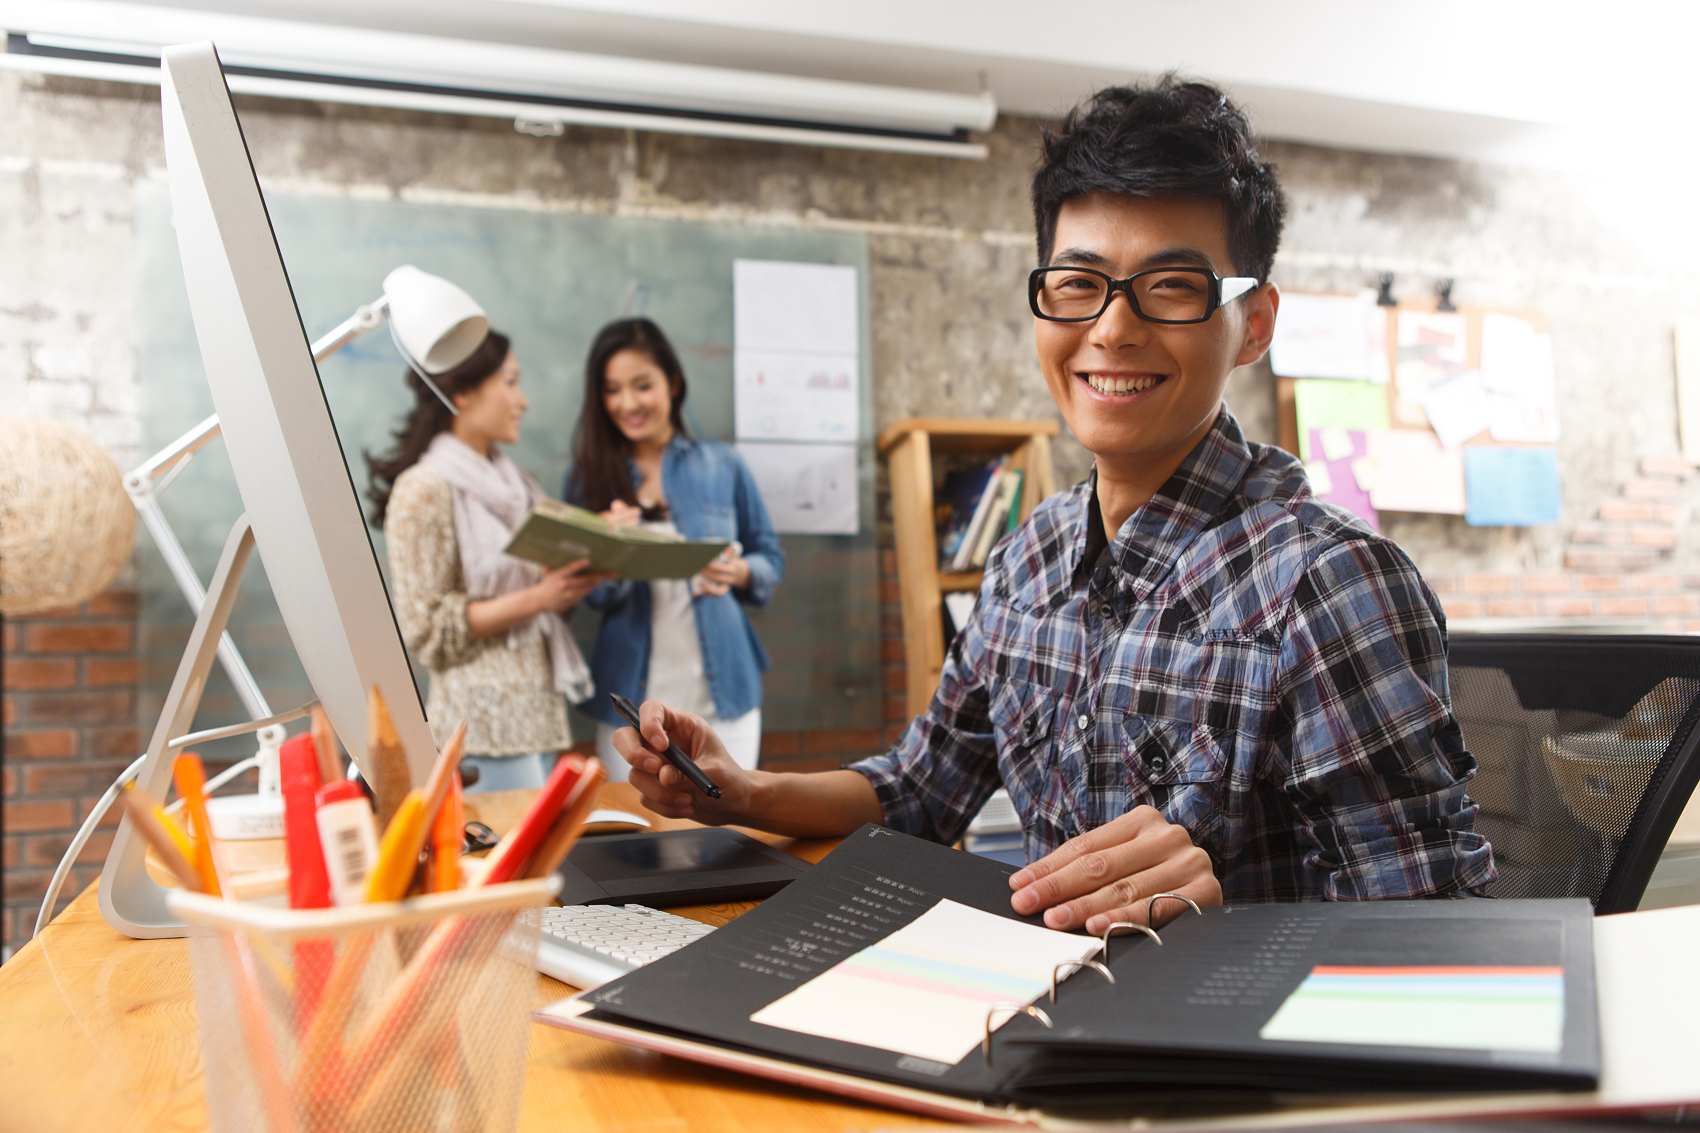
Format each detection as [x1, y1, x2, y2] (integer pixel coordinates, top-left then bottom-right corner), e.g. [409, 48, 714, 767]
[1049, 958, 1114, 1003]
[1099, 892, 1204, 961]
[983, 1002, 1053, 1066]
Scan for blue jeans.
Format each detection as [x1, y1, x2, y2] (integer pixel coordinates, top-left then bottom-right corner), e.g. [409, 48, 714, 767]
[462, 751, 556, 794]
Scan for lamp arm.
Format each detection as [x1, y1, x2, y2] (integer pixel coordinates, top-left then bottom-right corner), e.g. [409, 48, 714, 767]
[310, 294, 388, 362]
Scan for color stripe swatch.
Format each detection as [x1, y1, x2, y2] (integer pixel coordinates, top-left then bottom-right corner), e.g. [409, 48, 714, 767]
[750, 898, 1103, 1064]
[1260, 965, 1564, 1053]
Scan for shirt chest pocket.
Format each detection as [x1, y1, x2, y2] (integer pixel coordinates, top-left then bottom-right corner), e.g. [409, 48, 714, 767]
[987, 682, 1055, 760]
[697, 503, 738, 541]
[1119, 716, 1228, 786]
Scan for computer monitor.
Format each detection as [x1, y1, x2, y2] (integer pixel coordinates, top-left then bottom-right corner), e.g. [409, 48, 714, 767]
[99, 40, 436, 936]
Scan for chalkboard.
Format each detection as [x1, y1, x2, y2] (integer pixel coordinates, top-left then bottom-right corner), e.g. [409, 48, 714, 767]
[134, 181, 879, 762]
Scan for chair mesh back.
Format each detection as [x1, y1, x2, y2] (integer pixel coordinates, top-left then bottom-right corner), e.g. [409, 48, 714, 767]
[1449, 635, 1700, 912]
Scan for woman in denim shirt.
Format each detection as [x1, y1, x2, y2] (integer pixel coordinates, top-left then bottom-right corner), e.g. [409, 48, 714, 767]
[565, 319, 785, 777]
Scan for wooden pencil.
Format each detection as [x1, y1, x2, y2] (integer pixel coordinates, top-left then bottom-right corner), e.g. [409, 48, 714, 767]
[366, 686, 413, 830]
[309, 703, 343, 786]
[118, 784, 202, 892]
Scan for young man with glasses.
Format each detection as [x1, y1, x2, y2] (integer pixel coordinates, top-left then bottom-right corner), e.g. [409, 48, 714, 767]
[616, 78, 1495, 927]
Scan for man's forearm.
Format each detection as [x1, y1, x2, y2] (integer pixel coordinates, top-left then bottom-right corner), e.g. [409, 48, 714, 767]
[742, 769, 886, 838]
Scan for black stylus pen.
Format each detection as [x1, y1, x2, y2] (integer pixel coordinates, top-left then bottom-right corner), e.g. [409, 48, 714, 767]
[608, 693, 722, 799]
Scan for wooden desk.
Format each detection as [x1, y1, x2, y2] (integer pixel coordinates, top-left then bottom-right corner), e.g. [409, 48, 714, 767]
[0, 784, 958, 1132]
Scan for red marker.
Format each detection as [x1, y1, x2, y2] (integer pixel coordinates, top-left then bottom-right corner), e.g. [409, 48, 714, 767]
[280, 733, 331, 910]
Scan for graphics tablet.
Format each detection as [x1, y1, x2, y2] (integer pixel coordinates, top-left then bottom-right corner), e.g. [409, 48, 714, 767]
[554, 827, 812, 907]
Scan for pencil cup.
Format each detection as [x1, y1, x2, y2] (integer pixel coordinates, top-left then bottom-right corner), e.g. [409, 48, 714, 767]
[169, 877, 558, 1133]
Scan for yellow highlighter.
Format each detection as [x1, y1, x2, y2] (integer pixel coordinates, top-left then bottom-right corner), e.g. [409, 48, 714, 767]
[365, 789, 426, 903]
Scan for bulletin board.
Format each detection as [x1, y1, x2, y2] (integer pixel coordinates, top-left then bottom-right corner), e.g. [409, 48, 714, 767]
[1272, 293, 1559, 530]
[133, 181, 880, 760]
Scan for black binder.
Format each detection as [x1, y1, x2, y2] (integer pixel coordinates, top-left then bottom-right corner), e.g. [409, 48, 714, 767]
[541, 825, 1599, 1110]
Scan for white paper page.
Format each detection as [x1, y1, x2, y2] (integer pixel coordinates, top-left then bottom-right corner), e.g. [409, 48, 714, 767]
[1488, 331, 1560, 443]
[1421, 369, 1493, 448]
[735, 442, 859, 535]
[750, 898, 1102, 1065]
[1591, 903, 1700, 1106]
[1393, 310, 1469, 427]
[1366, 429, 1467, 514]
[734, 260, 859, 356]
[734, 351, 859, 443]
[1269, 292, 1375, 381]
[1479, 311, 1536, 394]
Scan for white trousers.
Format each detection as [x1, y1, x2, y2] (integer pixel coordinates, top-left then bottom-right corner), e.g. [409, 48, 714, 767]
[595, 707, 761, 783]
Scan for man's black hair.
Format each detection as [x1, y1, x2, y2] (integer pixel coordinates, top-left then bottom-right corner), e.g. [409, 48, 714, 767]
[1032, 75, 1286, 283]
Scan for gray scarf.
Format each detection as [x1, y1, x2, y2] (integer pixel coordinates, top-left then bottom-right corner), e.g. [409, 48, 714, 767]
[419, 432, 593, 702]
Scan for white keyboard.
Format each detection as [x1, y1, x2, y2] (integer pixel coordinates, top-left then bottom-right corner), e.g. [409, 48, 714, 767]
[535, 903, 717, 990]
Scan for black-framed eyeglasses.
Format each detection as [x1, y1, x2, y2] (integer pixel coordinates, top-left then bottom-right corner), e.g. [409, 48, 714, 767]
[1028, 266, 1259, 324]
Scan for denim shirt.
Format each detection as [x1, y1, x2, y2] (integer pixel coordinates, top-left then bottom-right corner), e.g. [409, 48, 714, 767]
[564, 435, 785, 726]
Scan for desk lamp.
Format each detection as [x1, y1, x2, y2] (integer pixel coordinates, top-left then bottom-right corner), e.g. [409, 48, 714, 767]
[31, 267, 488, 932]
[125, 265, 487, 837]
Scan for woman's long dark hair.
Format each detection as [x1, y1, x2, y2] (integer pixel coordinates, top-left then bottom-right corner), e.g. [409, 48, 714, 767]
[365, 329, 511, 526]
[568, 318, 690, 514]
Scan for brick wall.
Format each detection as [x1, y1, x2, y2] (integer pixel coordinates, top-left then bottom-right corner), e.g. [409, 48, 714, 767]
[1428, 455, 1700, 631]
[1, 587, 141, 960]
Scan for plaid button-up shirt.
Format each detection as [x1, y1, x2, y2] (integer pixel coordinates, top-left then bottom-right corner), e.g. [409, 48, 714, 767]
[851, 409, 1495, 902]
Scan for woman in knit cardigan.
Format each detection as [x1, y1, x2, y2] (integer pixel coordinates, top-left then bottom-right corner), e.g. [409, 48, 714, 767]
[367, 330, 609, 791]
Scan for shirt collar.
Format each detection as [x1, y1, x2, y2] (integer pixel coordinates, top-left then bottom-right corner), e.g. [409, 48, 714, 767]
[1047, 406, 1254, 606]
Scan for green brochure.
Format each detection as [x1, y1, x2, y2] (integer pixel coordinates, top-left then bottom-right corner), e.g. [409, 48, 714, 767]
[504, 500, 730, 580]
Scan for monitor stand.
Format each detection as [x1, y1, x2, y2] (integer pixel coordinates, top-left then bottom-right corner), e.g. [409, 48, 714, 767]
[99, 515, 277, 937]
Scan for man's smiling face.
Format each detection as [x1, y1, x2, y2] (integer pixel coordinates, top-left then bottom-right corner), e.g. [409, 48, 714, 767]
[1035, 191, 1275, 479]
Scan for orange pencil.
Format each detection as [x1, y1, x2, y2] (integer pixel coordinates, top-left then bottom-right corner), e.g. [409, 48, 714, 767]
[430, 772, 463, 893]
[172, 753, 223, 897]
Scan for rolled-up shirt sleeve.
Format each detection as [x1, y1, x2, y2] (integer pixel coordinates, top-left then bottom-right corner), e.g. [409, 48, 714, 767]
[848, 605, 1001, 846]
[1275, 535, 1497, 899]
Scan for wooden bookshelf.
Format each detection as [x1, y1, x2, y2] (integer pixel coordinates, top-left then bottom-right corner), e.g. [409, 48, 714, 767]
[877, 418, 1058, 719]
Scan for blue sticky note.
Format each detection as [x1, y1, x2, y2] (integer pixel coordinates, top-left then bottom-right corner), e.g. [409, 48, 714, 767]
[1464, 446, 1561, 526]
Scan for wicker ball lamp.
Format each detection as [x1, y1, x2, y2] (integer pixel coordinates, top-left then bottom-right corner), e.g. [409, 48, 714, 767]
[0, 417, 135, 615]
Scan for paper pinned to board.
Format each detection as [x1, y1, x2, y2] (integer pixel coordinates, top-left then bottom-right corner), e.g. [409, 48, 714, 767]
[1269, 291, 1386, 382]
[1393, 310, 1469, 428]
[1480, 315, 1560, 443]
[749, 898, 1101, 1065]
[1305, 428, 1378, 530]
[734, 260, 859, 356]
[1464, 446, 1562, 526]
[736, 442, 859, 535]
[1293, 380, 1391, 461]
[734, 352, 859, 443]
[1421, 369, 1493, 448]
[1365, 429, 1467, 515]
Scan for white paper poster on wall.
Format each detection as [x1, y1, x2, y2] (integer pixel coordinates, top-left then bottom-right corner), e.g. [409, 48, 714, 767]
[1269, 291, 1386, 382]
[737, 442, 859, 535]
[734, 260, 860, 357]
[733, 259, 862, 534]
[734, 352, 859, 443]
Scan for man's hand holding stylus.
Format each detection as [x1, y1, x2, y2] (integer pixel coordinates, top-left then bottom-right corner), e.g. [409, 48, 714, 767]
[612, 701, 755, 825]
[613, 699, 886, 837]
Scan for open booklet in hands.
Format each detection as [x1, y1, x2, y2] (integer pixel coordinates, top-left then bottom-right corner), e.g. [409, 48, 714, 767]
[503, 499, 730, 580]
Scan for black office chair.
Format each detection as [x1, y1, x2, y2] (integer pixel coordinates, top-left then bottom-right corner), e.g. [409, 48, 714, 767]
[1448, 633, 1700, 913]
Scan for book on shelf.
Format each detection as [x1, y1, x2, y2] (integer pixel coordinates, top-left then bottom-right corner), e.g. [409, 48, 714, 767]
[969, 468, 1022, 568]
[503, 499, 729, 580]
[530, 824, 1680, 1132]
[949, 458, 1011, 573]
[936, 460, 1002, 571]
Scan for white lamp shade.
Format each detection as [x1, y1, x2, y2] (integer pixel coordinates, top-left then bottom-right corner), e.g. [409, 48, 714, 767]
[382, 265, 489, 374]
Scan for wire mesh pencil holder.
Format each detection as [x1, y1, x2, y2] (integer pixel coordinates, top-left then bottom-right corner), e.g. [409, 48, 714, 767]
[169, 877, 558, 1133]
